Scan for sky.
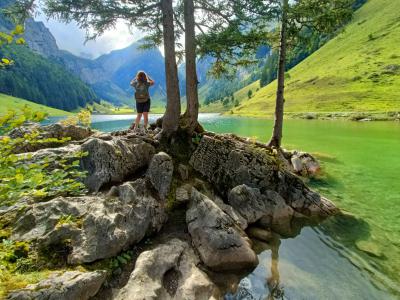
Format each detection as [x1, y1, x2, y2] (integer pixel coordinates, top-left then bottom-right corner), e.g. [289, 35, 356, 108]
[36, 15, 144, 59]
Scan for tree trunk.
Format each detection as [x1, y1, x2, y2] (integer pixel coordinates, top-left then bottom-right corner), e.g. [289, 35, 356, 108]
[183, 0, 199, 132]
[267, 0, 288, 148]
[161, 0, 181, 136]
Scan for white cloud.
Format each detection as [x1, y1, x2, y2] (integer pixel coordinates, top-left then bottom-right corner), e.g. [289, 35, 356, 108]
[36, 15, 144, 59]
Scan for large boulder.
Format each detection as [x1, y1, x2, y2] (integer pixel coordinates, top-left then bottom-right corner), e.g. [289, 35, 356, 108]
[81, 136, 156, 192]
[7, 270, 106, 300]
[9, 123, 94, 154]
[115, 239, 218, 300]
[190, 134, 337, 218]
[11, 179, 167, 264]
[186, 189, 258, 271]
[27, 135, 156, 192]
[9, 123, 94, 141]
[146, 152, 174, 200]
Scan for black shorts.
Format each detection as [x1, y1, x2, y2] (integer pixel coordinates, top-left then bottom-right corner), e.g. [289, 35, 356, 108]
[136, 99, 151, 113]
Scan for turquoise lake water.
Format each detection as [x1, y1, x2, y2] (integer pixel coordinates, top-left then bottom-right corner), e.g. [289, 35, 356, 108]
[52, 113, 400, 299]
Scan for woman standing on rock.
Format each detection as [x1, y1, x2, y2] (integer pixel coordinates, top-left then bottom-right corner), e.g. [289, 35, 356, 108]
[129, 71, 155, 132]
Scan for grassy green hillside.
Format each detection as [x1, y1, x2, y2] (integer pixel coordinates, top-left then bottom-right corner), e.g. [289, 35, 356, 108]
[0, 93, 71, 116]
[230, 0, 400, 117]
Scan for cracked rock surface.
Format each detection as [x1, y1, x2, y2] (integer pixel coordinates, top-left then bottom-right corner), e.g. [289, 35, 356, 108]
[81, 136, 156, 192]
[11, 179, 167, 264]
[115, 239, 218, 300]
[146, 152, 174, 200]
[186, 188, 258, 271]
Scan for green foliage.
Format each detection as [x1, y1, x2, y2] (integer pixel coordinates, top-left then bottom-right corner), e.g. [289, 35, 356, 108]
[247, 89, 253, 99]
[60, 109, 92, 127]
[56, 215, 83, 229]
[0, 24, 25, 68]
[109, 250, 133, 272]
[0, 107, 88, 206]
[0, 238, 50, 298]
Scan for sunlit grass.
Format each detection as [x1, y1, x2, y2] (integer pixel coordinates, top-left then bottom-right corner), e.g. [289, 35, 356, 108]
[0, 93, 71, 117]
[230, 0, 400, 116]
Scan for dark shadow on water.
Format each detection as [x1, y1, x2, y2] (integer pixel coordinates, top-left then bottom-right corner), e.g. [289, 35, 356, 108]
[317, 212, 371, 247]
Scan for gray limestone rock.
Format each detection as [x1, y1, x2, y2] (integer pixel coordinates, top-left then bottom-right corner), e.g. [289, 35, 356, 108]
[11, 179, 167, 264]
[81, 136, 156, 192]
[7, 270, 106, 300]
[146, 152, 174, 200]
[115, 239, 218, 300]
[186, 189, 258, 271]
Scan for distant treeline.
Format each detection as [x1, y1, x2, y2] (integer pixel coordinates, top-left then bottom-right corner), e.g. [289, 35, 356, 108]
[0, 45, 99, 111]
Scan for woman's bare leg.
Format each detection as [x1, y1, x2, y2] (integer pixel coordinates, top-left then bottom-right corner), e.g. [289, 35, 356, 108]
[132, 113, 142, 130]
[143, 112, 149, 129]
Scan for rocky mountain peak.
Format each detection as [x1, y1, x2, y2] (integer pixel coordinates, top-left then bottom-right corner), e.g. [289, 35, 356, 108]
[24, 18, 60, 58]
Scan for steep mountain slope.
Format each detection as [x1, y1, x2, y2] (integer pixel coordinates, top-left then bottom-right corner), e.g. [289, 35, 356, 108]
[0, 44, 99, 111]
[0, 93, 71, 116]
[0, 3, 99, 111]
[230, 0, 400, 117]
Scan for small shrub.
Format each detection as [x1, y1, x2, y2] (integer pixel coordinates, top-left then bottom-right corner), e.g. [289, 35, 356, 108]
[60, 109, 91, 127]
[0, 108, 88, 206]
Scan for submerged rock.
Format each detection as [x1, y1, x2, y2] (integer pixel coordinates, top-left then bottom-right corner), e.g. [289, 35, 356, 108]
[186, 189, 258, 271]
[115, 239, 218, 300]
[11, 179, 167, 264]
[7, 270, 106, 300]
[146, 152, 174, 200]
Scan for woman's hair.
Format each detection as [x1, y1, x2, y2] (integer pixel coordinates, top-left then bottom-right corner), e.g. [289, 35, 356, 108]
[136, 71, 148, 83]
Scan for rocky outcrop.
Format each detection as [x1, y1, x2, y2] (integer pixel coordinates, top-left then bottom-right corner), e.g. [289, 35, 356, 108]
[11, 179, 167, 264]
[25, 134, 156, 192]
[189, 134, 337, 218]
[146, 152, 174, 200]
[115, 239, 218, 300]
[7, 270, 106, 300]
[24, 18, 60, 58]
[9, 123, 94, 154]
[80, 136, 155, 192]
[186, 189, 258, 271]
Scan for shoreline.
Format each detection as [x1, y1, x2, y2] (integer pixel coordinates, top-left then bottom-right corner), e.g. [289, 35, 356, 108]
[219, 111, 400, 122]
